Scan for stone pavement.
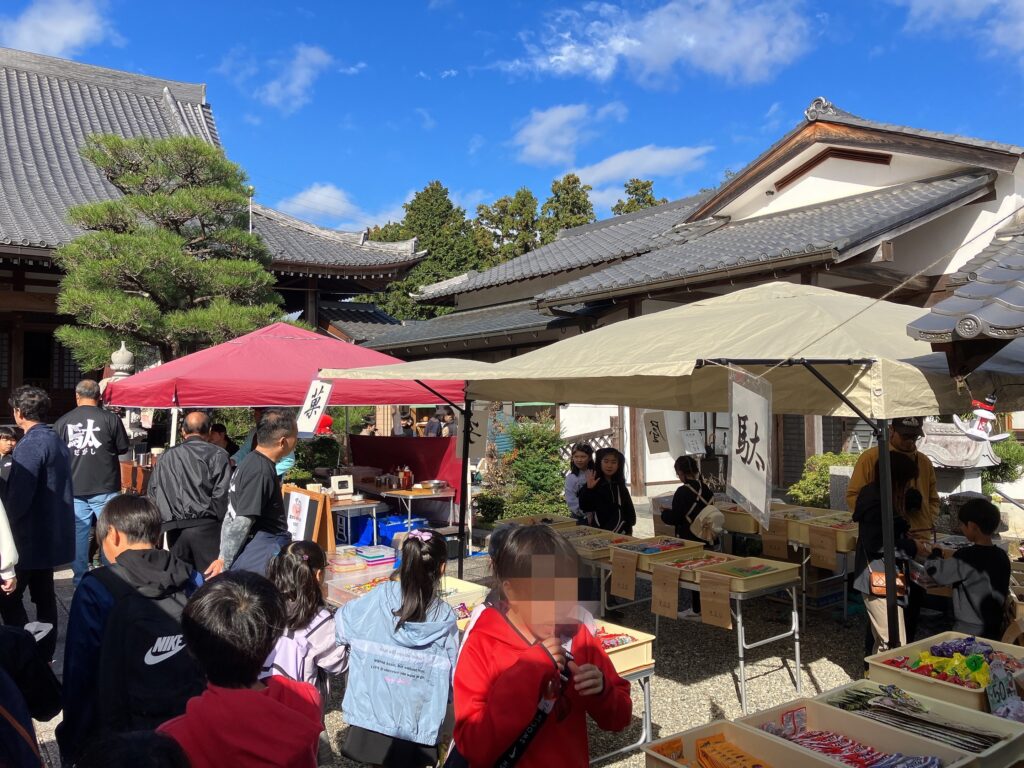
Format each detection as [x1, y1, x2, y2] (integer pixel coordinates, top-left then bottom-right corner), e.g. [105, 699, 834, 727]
[28, 566, 73, 768]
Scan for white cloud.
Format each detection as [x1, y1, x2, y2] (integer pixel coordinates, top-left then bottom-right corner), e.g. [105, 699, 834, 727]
[257, 44, 334, 114]
[242, 113, 262, 126]
[0, 0, 116, 58]
[440, 68, 459, 78]
[339, 61, 367, 75]
[417, 70, 431, 80]
[468, 134, 485, 155]
[415, 108, 437, 130]
[501, 0, 811, 85]
[891, 0, 1024, 58]
[216, 46, 259, 87]
[589, 185, 627, 211]
[894, 0, 998, 25]
[511, 101, 625, 166]
[276, 183, 411, 231]
[453, 189, 491, 213]
[573, 144, 712, 187]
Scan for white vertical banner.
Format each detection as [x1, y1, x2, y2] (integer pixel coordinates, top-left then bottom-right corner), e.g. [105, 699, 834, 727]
[727, 367, 772, 530]
[642, 411, 670, 454]
[297, 379, 333, 438]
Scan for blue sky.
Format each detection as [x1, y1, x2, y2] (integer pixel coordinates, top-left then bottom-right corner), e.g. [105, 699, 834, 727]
[3, 0, 1024, 229]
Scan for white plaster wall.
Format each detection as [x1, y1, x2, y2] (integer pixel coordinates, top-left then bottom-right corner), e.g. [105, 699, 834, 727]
[559, 403, 617, 439]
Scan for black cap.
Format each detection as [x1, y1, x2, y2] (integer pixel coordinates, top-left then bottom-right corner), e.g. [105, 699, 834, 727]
[891, 417, 924, 437]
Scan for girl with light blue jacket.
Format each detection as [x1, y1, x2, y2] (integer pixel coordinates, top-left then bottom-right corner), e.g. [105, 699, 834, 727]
[335, 530, 457, 767]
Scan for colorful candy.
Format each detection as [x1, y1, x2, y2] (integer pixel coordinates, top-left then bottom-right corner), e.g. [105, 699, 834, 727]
[595, 627, 635, 649]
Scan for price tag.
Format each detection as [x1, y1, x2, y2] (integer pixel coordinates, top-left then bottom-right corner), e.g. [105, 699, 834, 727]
[652, 563, 680, 618]
[987, 661, 1020, 712]
[700, 571, 732, 629]
[809, 526, 838, 570]
[610, 549, 639, 600]
[760, 526, 789, 560]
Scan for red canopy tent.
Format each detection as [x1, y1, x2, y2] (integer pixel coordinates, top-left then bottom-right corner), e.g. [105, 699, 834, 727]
[103, 323, 465, 407]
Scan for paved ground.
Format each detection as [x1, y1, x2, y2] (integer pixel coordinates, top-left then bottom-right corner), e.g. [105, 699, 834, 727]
[30, 501, 889, 767]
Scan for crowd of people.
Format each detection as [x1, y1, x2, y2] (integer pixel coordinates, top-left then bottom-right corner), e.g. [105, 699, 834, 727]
[0, 383, 631, 768]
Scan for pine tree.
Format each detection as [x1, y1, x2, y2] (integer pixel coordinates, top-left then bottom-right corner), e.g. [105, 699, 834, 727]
[54, 135, 281, 369]
[539, 173, 595, 244]
[475, 187, 540, 264]
[611, 178, 667, 216]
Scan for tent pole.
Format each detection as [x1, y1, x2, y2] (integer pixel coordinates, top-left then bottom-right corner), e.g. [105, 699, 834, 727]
[876, 419, 902, 648]
[799, 362, 876, 426]
[169, 407, 179, 447]
[414, 379, 467, 418]
[457, 396, 473, 579]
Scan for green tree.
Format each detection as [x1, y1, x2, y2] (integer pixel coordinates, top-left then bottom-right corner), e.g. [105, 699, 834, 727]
[539, 173, 595, 245]
[54, 135, 281, 369]
[611, 178, 667, 216]
[366, 181, 486, 320]
[475, 187, 540, 264]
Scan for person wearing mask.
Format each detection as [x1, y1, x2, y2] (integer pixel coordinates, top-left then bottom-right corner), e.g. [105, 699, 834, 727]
[847, 416, 938, 642]
[0, 386, 74, 661]
[148, 411, 232, 574]
[233, 408, 295, 479]
[54, 380, 131, 586]
[206, 409, 299, 579]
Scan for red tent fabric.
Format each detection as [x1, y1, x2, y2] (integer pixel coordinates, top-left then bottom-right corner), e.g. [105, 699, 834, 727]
[103, 323, 465, 408]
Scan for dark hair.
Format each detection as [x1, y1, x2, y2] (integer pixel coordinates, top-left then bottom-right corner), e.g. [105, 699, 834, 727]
[487, 523, 518, 560]
[393, 530, 447, 630]
[9, 385, 50, 422]
[77, 731, 190, 768]
[75, 379, 101, 400]
[493, 525, 580, 584]
[959, 498, 1001, 535]
[569, 443, 594, 476]
[0, 426, 21, 440]
[182, 571, 285, 688]
[594, 447, 626, 484]
[875, 453, 919, 515]
[182, 411, 211, 436]
[210, 423, 228, 436]
[96, 495, 160, 546]
[256, 408, 297, 446]
[267, 540, 328, 631]
[674, 455, 699, 477]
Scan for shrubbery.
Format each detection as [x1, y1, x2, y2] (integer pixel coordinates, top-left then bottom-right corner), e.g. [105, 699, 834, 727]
[787, 452, 859, 508]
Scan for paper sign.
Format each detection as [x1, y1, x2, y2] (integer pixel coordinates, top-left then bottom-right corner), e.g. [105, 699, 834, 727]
[643, 411, 670, 454]
[987, 662, 1020, 712]
[761, 528, 789, 560]
[652, 563, 681, 618]
[610, 549, 639, 600]
[297, 379, 333, 438]
[700, 571, 733, 629]
[727, 368, 772, 530]
[679, 429, 706, 457]
[809, 526, 838, 570]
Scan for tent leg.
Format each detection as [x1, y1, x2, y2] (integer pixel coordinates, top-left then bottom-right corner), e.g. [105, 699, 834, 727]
[876, 421, 902, 649]
[169, 407, 179, 447]
[457, 398, 474, 579]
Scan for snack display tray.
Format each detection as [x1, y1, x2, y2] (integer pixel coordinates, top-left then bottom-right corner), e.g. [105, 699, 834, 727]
[814, 680, 1024, 768]
[643, 720, 835, 768]
[720, 506, 760, 534]
[610, 537, 705, 572]
[766, 507, 841, 545]
[597, 619, 655, 675]
[696, 557, 800, 593]
[866, 631, 1024, 712]
[573, 532, 637, 561]
[500, 513, 578, 531]
[738, 697, 972, 767]
[659, 551, 741, 583]
[558, 525, 609, 542]
[803, 512, 858, 552]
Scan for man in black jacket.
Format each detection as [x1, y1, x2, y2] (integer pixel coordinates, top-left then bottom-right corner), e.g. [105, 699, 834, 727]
[147, 411, 231, 573]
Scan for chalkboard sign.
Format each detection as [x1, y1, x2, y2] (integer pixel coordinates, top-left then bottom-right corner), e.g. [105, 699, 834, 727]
[281, 485, 333, 553]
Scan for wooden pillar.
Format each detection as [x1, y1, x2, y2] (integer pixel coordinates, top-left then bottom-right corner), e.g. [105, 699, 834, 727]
[305, 277, 318, 328]
[772, 414, 785, 488]
[625, 299, 646, 492]
[10, 314, 23, 390]
[804, 415, 823, 460]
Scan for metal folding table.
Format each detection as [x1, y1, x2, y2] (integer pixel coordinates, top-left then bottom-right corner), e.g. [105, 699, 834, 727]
[590, 663, 654, 765]
[331, 499, 388, 545]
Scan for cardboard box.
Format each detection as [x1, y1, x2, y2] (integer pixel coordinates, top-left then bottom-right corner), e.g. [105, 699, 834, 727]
[643, 721, 835, 767]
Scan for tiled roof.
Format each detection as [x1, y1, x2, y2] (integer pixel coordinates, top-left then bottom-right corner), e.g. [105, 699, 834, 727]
[907, 230, 1024, 342]
[414, 193, 708, 302]
[537, 170, 994, 306]
[0, 47, 219, 249]
[319, 302, 401, 343]
[252, 205, 424, 273]
[367, 302, 590, 350]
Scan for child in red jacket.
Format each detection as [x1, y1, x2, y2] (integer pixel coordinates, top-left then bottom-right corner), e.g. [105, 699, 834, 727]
[453, 525, 631, 767]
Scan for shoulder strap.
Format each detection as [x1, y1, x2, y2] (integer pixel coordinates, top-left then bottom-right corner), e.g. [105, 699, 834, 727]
[493, 701, 552, 768]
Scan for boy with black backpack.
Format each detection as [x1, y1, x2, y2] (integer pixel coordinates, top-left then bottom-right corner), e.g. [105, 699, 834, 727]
[56, 495, 203, 765]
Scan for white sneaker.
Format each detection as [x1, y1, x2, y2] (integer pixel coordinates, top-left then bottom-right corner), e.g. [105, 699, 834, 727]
[678, 608, 701, 620]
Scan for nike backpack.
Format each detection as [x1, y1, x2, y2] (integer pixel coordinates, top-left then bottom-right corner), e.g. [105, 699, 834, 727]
[91, 565, 205, 735]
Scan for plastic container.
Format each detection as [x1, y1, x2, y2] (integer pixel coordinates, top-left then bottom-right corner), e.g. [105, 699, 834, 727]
[659, 551, 740, 582]
[644, 720, 835, 768]
[764, 506, 835, 544]
[573, 533, 636, 561]
[610, 537, 705, 572]
[696, 557, 800, 592]
[803, 512, 858, 551]
[500, 513, 577, 531]
[377, 516, 429, 547]
[559, 525, 609, 542]
[866, 631, 1024, 712]
[595, 619, 655, 674]
[815, 680, 1024, 768]
[335, 513, 376, 547]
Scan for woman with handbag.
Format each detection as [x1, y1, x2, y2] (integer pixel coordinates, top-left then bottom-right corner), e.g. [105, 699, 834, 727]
[852, 452, 923, 655]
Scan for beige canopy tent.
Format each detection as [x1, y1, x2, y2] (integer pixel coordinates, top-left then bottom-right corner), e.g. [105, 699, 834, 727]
[321, 282, 1024, 418]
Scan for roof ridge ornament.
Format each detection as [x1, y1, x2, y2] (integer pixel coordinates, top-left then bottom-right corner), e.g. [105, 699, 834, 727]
[804, 96, 837, 121]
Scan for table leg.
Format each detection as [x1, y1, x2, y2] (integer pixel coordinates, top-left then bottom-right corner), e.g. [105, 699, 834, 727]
[735, 598, 747, 715]
[345, 514, 352, 547]
[792, 585, 802, 696]
[588, 671, 653, 765]
[642, 674, 653, 741]
[800, 546, 809, 631]
[372, 507, 378, 546]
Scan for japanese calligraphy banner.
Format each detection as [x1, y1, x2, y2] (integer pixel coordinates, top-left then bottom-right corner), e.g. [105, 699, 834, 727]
[727, 368, 772, 530]
[642, 411, 670, 454]
[297, 379, 333, 438]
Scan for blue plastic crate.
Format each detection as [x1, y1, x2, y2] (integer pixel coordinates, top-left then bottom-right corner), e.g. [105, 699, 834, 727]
[335, 514, 376, 547]
[378, 516, 429, 547]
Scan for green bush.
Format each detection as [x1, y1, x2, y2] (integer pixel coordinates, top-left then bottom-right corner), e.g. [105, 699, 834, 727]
[474, 492, 506, 525]
[479, 411, 566, 520]
[983, 436, 1024, 497]
[787, 452, 860, 508]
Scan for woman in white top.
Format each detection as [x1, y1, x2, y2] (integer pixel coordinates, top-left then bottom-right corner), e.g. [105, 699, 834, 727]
[564, 443, 594, 524]
[0, 497, 18, 594]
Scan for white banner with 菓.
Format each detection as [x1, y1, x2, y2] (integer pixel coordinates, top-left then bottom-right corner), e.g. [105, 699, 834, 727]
[297, 379, 333, 438]
[727, 368, 772, 530]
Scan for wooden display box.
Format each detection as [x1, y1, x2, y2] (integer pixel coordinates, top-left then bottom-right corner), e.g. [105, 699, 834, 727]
[739, 698, 972, 767]
[866, 631, 1024, 712]
[573, 532, 636, 560]
[771, 506, 839, 545]
[804, 512, 858, 552]
[643, 721, 835, 768]
[610, 537, 705, 572]
[558, 525, 609, 542]
[815, 680, 1024, 768]
[596, 619, 655, 675]
[721, 506, 760, 534]
[659, 551, 740, 583]
[500, 513, 577, 531]
[696, 557, 799, 592]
